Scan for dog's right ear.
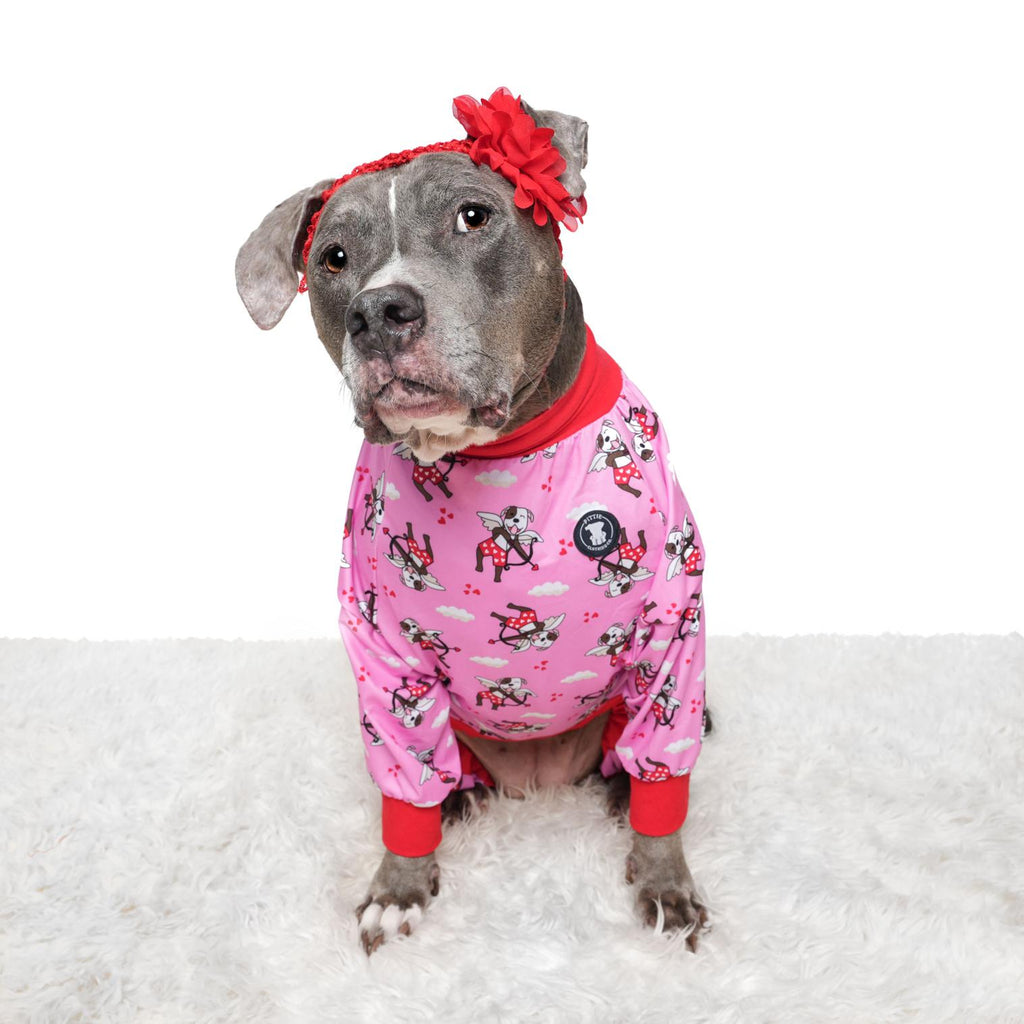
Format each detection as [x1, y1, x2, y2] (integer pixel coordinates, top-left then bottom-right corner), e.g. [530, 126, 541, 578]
[235, 180, 333, 330]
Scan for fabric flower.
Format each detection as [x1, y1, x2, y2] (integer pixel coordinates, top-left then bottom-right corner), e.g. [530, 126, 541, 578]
[452, 87, 585, 231]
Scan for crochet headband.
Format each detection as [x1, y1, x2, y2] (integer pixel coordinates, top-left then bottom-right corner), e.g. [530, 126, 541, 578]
[298, 87, 585, 292]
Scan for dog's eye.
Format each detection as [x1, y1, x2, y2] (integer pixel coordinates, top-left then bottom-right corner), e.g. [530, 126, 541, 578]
[322, 245, 347, 273]
[456, 206, 490, 233]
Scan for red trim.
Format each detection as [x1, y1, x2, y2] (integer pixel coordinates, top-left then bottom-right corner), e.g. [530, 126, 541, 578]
[381, 796, 442, 857]
[449, 716, 497, 742]
[601, 699, 630, 758]
[381, 775, 689, 853]
[602, 703, 690, 834]
[450, 694, 624, 742]
[382, 700, 688, 850]
[458, 737, 495, 787]
[460, 326, 622, 460]
[629, 775, 690, 836]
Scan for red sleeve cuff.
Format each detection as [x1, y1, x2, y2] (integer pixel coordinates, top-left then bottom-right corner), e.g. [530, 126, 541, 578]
[629, 774, 690, 836]
[381, 796, 442, 857]
[381, 776, 686, 853]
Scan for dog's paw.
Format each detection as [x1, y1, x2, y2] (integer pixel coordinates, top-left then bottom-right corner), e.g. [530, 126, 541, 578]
[356, 851, 440, 955]
[440, 783, 490, 825]
[629, 877, 709, 951]
[600, 770, 632, 819]
[625, 832, 710, 952]
[356, 898, 426, 955]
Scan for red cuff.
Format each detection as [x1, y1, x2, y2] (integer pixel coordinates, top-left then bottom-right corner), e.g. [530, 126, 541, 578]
[381, 796, 442, 857]
[629, 774, 690, 836]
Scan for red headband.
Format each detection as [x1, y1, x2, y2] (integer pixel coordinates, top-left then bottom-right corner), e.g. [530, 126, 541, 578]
[298, 87, 584, 292]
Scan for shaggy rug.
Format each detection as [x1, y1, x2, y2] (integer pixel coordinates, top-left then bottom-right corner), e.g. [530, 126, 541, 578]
[1, 636, 1021, 1023]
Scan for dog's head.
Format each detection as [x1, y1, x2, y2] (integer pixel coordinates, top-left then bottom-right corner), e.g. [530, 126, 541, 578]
[500, 505, 533, 534]
[632, 433, 656, 462]
[236, 91, 588, 462]
[530, 629, 558, 649]
[605, 573, 634, 598]
[596, 420, 623, 454]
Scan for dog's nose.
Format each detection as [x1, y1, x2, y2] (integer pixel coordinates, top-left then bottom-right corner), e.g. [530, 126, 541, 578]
[346, 284, 425, 355]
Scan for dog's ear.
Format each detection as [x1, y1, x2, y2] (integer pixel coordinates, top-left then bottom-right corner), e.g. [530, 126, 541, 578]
[235, 179, 333, 330]
[521, 101, 588, 201]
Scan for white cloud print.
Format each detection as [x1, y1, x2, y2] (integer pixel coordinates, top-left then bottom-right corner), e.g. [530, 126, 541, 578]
[470, 655, 509, 668]
[567, 501, 608, 521]
[649, 639, 671, 651]
[385, 482, 401, 500]
[436, 605, 474, 622]
[475, 469, 517, 487]
[561, 670, 598, 684]
[664, 738, 695, 754]
[432, 707, 450, 729]
[529, 581, 570, 598]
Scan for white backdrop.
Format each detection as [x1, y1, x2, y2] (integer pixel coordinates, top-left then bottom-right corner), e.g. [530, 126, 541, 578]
[1, 1, 1021, 638]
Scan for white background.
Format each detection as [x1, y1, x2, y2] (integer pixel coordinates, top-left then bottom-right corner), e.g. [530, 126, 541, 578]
[1, 1, 1021, 638]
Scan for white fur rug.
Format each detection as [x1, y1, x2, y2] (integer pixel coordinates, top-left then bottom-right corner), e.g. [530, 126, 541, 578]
[2, 636, 1022, 1023]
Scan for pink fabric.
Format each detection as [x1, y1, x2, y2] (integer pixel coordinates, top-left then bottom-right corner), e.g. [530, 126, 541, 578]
[338, 340, 707, 826]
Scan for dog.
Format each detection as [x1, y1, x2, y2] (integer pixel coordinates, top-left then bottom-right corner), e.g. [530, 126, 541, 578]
[236, 87, 709, 955]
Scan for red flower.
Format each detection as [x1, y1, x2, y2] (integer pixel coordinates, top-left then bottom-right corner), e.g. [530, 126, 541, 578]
[452, 87, 585, 231]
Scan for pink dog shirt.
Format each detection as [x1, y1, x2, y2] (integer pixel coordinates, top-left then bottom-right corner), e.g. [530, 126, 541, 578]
[339, 329, 707, 855]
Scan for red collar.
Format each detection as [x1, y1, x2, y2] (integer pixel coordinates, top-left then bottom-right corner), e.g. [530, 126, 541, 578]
[460, 326, 622, 459]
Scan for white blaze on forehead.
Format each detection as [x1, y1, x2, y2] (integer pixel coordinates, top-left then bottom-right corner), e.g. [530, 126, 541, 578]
[360, 173, 404, 289]
[361, 254, 412, 292]
[388, 175, 400, 251]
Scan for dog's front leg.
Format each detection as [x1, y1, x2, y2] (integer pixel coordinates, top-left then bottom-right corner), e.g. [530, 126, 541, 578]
[625, 829, 709, 951]
[356, 850, 440, 955]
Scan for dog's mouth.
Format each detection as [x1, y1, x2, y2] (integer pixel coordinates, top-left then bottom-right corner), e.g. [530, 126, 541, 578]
[371, 376, 461, 422]
[375, 376, 442, 405]
[371, 376, 509, 430]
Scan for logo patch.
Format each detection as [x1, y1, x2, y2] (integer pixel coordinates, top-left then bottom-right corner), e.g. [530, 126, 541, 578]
[573, 510, 621, 559]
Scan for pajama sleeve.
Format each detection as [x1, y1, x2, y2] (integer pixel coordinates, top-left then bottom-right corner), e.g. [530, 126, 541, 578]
[338, 487, 461, 857]
[616, 455, 707, 837]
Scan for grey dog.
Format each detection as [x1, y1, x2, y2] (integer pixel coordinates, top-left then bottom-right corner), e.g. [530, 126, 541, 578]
[236, 96, 709, 954]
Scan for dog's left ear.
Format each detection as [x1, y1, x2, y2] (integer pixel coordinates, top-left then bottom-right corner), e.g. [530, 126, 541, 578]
[521, 101, 589, 201]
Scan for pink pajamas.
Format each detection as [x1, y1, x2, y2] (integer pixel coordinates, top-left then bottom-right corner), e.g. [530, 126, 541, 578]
[338, 330, 706, 854]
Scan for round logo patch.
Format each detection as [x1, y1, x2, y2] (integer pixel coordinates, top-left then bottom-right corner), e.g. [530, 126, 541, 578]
[573, 510, 621, 559]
